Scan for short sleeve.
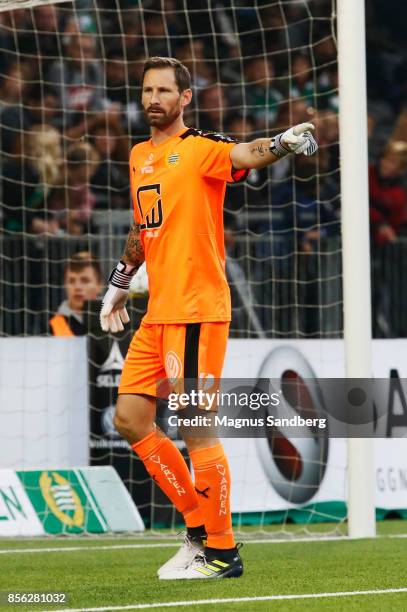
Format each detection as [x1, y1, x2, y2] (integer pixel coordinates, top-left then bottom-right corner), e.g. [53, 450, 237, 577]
[195, 133, 249, 183]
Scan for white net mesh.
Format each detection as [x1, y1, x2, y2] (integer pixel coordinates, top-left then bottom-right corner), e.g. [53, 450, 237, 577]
[0, 0, 347, 538]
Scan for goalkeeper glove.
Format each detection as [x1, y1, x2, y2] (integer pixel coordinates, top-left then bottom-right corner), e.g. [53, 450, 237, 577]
[100, 261, 137, 333]
[270, 122, 318, 158]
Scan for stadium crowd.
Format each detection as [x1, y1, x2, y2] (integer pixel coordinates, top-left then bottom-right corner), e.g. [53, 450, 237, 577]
[0, 0, 406, 336]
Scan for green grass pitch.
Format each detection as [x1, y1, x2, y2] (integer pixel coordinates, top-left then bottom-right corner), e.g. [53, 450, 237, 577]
[0, 521, 406, 612]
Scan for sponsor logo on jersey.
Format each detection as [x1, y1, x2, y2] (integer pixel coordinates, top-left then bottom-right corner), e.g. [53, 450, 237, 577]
[166, 152, 180, 167]
[165, 350, 182, 382]
[141, 152, 154, 174]
[144, 229, 160, 239]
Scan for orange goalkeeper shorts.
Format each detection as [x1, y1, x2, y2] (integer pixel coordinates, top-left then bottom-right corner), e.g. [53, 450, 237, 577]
[118, 320, 230, 397]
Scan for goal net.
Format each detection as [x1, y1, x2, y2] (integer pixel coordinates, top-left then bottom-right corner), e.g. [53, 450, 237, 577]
[0, 0, 351, 539]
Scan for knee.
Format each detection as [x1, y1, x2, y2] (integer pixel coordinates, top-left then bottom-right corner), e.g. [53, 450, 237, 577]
[114, 395, 155, 443]
[186, 437, 221, 454]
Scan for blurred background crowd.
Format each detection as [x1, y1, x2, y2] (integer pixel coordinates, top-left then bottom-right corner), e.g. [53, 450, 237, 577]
[0, 0, 406, 338]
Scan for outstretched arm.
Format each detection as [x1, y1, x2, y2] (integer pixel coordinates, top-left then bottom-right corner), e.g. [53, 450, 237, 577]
[100, 224, 145, 333]
[231, 122, 318, 170]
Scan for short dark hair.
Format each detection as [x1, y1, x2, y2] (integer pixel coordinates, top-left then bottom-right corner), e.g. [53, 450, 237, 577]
[65, 251, 103, 282]
[142, 56, 191, 92]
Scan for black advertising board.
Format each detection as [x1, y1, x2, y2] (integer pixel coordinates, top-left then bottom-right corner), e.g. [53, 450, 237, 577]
[85, 298, 184, 527]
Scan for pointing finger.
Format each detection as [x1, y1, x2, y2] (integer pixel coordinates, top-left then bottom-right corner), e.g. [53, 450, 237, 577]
[293, 122, 315, 136]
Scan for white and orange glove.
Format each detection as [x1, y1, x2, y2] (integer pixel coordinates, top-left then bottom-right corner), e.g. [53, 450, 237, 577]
[270, 122, 318, 158]
[100, 261, 137, 333]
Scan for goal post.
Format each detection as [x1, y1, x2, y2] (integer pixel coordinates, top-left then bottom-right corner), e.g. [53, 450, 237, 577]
[337, 0, 376, 538]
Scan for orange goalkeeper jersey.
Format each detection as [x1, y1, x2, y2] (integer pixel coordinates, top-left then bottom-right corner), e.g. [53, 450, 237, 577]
[129, 127, 248, 324]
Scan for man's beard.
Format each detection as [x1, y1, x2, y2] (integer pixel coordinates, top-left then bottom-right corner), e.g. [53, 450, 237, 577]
[145, 105, 181, 128]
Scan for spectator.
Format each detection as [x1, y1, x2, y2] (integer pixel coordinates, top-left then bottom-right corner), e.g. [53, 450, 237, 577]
[49, 251, 103, 336]
[317, 65, 339, 113]
[0, 62, 27, 110]
[177, 39, 214, 90]
[103, 49, 147, 134]
[313, 31, 337, 68]
[289, 53, 339, 113]
[237, 57, 283, 130]
[313, 110, 340, 177]
[224, 113, 271, 231]
[274, 98, 312, 132]
[16, 5, 60, 74]
[46, 29, 105, 135]
[369, 140, 407, 337]
[99, 10, 141, 57]
[105, 50, 130, 107]
[0, 83, 60, 155]
[2, 124, 61, 235]
[122, 11, 142, 56]
[50, 142, 99, 235]
[271, 152, 340, 336]
[144, 13, 169, 57]
[290, 53, 315, 107]
[272, 151, 340, 254]
[29, 123, 63, 187]
[391, 108, 407, 142]
[0, 9, 30, 73]
[89, 116, 130, 209]
[198, 84, 227, 132]
[369, 141, 407, 245]
[27, 123, 63, 234]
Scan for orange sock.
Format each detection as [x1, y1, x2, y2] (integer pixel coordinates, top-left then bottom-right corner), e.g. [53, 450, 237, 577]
[132, 431, 203, 528]
[189, 443, 235, 549]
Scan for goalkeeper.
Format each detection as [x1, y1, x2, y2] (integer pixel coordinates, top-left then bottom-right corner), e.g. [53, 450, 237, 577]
[100, 57, 317, 580]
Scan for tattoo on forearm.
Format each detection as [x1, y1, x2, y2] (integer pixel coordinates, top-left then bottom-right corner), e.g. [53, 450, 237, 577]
[123, 224, 144, 267]
[250, 143, 266, 157]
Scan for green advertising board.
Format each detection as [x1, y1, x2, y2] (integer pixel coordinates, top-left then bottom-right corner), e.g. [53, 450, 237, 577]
[0, 466, 145, 536]
[17, 469, 108, 534]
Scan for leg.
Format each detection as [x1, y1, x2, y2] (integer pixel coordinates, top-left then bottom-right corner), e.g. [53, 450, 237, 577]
[115, 393, 206, 578]
[114, 392, 203, 528]
[160, 322, 242, 579]
[185, 435, 235, 550]
[117, 323, 207, 578]
[178, 322, 236, 550]
[117, 323, 204, 532]
[166, 434, 243, 580]
[114, 393, 158, 443]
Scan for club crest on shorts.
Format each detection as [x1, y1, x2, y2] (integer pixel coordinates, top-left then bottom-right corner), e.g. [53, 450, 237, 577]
[199, 372, 215, 391]
[166, 152, 180, 168]
[165, 350, 182, 382]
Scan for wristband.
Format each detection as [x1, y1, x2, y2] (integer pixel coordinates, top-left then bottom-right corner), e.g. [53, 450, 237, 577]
[269, 133, 291, 159]
[108, 260, 137, 290]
